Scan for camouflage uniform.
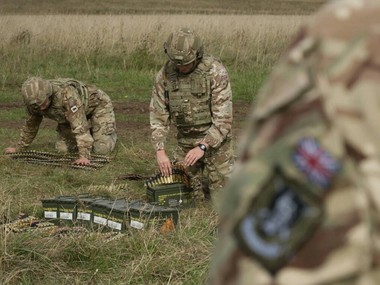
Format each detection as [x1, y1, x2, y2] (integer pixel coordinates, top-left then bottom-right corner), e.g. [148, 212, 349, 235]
[209, 0, 380, 284]
[150, 54, 234, 200]
[17, 78, 117, 158]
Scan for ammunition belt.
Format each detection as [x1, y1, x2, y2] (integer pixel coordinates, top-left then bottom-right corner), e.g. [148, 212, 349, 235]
[86, 183, 129, 192]
[3, 215, 57, 234]
[117, 173, 151, 181]
[144, 164, 191, 188]
[3, 215, 126, 243]
[6, 150, 109, 170]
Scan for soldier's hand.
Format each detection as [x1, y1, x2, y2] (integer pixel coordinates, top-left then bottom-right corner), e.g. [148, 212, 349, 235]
[184, 147, 205, 167]
[157, 149, 172, 176]
[74, 156, 91, 165]
[4, 147, 17, 154]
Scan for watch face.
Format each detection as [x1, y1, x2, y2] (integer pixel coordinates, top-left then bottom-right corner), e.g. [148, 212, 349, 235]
[199, 144, 206, 151]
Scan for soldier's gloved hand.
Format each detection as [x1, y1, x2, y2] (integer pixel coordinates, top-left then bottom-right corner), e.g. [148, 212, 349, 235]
[74, 156, 91, 166]
[184, 146, 205, 167]
[157, 149, 172, 176]
[4, 147, 17, 154]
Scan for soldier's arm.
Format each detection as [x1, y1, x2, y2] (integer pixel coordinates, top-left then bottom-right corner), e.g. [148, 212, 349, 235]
[202, 61, 233, 149]
[16, 111, 44, 151]
[62, 86, 93, 159]
[149, 68, 170, 151]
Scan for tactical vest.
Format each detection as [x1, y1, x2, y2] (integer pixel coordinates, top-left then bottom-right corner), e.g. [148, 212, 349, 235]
[49, 78, 89, 111]
[164, 56, 214, 128]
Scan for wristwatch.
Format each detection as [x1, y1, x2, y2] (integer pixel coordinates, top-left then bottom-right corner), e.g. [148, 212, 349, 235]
[198, 143, 207, 152]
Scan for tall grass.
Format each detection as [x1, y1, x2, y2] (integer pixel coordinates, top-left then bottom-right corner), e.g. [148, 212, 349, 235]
[0, 14, 307, 102]
[0, 0, 324, 15]
[1, 14, 306, 64]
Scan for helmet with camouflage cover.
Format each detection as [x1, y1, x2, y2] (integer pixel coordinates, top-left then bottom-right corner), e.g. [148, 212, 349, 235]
[164, 27, 204, 66]
[21, 77, 53, 107]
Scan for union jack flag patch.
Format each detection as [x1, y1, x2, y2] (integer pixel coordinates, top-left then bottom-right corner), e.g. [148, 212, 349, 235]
[292, 137, 340, 188]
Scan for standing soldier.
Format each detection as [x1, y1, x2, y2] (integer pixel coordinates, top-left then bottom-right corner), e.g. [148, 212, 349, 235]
[150, 27, 234, 201]
[209, 0, 380, 284]
[5, 77, 117, 165]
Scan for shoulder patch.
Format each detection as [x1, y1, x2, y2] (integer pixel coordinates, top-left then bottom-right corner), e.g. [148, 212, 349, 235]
[233, 167, 323, 274]
[70, 104, 78, 113]
[292, 137, 340, 188]
[62, 87, 80, 114]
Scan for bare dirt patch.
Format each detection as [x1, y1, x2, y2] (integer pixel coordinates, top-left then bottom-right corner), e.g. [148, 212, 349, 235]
[0, 100, 252, 140]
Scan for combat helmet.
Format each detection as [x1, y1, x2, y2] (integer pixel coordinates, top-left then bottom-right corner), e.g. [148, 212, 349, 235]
[164, 27, 203, 66]
[21, 77, 53, 108]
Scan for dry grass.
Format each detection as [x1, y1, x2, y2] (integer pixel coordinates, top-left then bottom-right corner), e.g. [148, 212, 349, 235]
[1, 14, 308, 67]
[0, 0, 325, 15]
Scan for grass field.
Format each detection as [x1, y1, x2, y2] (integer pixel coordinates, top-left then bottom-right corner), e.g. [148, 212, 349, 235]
[0, 0, 325, 15]
[0, 2, 319, 284]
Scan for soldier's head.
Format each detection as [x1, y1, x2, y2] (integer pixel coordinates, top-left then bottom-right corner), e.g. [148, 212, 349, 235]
[21, 77, 53, 112]
[164, 27, 203, 74]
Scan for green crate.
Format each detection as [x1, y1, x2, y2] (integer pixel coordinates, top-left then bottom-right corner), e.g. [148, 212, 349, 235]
[56, 196, 77, 224]
[41, 198, 59, 222]
[106, 199, 130, 232]
[128, 200, 179, 230]
[146, 183, 194, 208]
[76, 197, 98, 227]
[91, 199, 129, 232]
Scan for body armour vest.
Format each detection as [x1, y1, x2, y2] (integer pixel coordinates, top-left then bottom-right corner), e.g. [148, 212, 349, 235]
[164, 56, 214, 128]
[49, 78, 89, 112]
[27, 79, 91, 124]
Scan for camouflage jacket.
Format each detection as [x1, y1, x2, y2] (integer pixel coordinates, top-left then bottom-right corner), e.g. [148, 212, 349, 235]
[210, 1, 380, 284]
[17, 79, 96, 158]
[150, 56, 233, 151]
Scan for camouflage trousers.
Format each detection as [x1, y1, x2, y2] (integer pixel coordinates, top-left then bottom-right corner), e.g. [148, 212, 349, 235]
[55, 90, 117, 155]
[172, 137, 234, 201]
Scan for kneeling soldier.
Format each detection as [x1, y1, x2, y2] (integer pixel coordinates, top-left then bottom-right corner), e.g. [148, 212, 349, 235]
[5, 77, 117, 165]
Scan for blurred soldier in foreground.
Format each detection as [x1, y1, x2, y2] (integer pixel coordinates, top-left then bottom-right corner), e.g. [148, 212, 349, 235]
[209, 0, 380, 284]
[150, 27, 234, 201]
[4, 77, 117, 165]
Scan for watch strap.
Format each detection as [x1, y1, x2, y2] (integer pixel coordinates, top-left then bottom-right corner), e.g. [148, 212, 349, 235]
[198, 143, 207, 151]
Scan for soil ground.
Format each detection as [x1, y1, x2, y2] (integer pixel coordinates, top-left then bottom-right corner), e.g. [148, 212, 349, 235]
[0, 100, 252, 142]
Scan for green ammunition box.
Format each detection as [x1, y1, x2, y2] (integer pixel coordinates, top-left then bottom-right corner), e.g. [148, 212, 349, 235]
[106, 200, 132, 232]
[146, 183, 194, 208]
[91, 199, 114, 230]
[56, 196, 77, 224]
[91, 199, 129, 232]
[41, 198, 59, 222]
[76, 197, 97, 227]
[128, 200, 179, 230]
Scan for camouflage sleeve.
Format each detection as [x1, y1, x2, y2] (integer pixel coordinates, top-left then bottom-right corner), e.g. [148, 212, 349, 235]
[149, 67, 170, 151]
[16, 110, 43, 150]
[62, 86, 93, 159]
[210, 14, 380, 284]
[203, 61, 233, 149]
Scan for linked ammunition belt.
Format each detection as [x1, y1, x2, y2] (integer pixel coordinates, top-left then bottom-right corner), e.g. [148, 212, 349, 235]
[4, 215, 57, 234]
[86, 183, 129, 192]
[117, 173, 151, 181]
[3, 214, 126, 243]
[144, 165, 190, 188]
[6, 150, 109, 170]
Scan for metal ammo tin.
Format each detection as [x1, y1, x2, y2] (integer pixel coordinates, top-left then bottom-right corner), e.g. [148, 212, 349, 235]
[76, 196, 99, 227]
[41, 198, 59, 222]
[91, 198, 128, 232]
[146, 183, 194, 208]
[128, 200, 179, 230]
[56, 196, 77, 224]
